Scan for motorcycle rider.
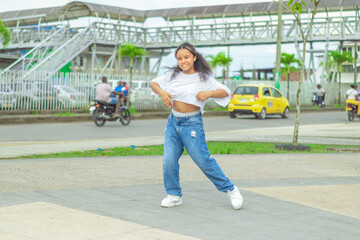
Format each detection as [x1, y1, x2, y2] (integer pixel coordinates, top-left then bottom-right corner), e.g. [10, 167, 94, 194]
[346, 84, 359, 115]
[115, 81, 129, 106]
[314, 84, 326, 106]
[96, 76, 122, 117]
[354, 84, 360, 97]
[346, 84, 359, 100]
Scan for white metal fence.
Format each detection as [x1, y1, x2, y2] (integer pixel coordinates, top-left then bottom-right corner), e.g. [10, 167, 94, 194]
[0, 70, 351, 111]
[0, 70, 166, 111]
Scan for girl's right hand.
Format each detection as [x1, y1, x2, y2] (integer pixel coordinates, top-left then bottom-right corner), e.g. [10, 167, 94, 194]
[160, 91, 173, 108]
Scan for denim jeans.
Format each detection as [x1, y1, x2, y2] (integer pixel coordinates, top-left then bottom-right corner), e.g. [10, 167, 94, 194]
[163, 112, 234, 196]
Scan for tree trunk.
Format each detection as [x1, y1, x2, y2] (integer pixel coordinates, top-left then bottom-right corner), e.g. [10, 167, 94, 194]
[292, 41, 307, 146]
[287, 70, 290, 101]
[128, 59, 134, 107]
[355, 42, 358, 84]
[222, 68, 225, 84]
[275, 0, 282, 90]
[338, 71, 341, 105]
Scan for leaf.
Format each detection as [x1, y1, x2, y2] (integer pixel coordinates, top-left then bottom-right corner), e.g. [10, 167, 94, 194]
[118, 43, 147, 60]
[298, 3, 303, 14]
[0, 18, 11, 48]
[287, 0, 295, 7]
[301, 1, 307, 7]
[290, 2, 299, 12]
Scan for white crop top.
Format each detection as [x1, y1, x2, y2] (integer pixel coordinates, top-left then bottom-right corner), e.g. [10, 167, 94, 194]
[151, 71, 231, 113]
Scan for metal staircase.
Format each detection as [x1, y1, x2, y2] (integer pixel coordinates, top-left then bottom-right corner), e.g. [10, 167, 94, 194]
[1, 23, 96, 79]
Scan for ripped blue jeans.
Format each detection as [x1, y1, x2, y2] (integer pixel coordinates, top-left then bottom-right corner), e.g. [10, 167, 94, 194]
[163, 112, 234, 196]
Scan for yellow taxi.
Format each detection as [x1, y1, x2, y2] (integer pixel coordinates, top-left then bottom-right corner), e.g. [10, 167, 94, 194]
[228, 84, 290, 119]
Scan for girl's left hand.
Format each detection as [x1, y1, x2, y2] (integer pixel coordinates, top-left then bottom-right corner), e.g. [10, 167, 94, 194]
[196, 91, 211, 102]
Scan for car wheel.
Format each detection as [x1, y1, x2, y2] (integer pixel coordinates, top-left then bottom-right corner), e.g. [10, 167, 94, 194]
[281, 107, 290, 119]
[257, 108, 266, 120]
[229, 112, 236, 118]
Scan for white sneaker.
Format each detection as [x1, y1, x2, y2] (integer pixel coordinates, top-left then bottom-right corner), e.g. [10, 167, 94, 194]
[227, 186, 243, 210]
[161, 195, 183, 208]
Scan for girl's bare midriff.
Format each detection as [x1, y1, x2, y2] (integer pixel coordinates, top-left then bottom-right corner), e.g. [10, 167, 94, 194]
[173, 100, 200, 113]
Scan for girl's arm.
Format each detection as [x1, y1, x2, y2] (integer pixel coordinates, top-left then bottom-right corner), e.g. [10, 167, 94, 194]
[196, 89, 229, 102]
[150, 82, 173, 108]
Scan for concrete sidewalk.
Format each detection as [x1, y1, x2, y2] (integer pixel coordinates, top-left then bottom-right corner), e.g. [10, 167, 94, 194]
[0, 153, 359, 239]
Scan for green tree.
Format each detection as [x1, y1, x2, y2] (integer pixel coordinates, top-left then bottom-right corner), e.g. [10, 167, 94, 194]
[278, 0, 322, 147]
[328, 50, 354, 104]
[206, 54, 217, 69]
[0, 18, 11, 48]
[118, 43, 147, 105]
[206, 52, 232, 84]
[280, 52, 301, 100]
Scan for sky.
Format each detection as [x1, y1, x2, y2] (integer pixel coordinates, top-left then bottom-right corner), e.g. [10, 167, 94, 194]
[2, 0, 273, 12]
[1, 0, 339, 77]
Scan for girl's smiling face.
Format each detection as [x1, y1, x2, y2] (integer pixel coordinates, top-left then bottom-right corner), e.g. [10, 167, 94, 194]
[176, 48, 197, 74]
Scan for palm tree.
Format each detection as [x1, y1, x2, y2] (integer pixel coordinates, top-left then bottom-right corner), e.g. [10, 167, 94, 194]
[216, 52, 233, 84]
[0, 18, 11, 48]
[118, 43, 147, 105]
[206, 52, 232, 84]
[328, 50, 354, 104]
[206, 54, 218, 78]
[280, 53, 301, 100]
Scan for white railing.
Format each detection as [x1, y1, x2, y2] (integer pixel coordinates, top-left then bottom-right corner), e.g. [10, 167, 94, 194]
[0, 69, 350, 111]
[0, 26, 69, 74]
[0, 70, 166, 111]
[2, 14, 360, 50]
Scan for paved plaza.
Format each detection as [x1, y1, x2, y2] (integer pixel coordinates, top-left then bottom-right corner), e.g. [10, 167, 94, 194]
[0, 154, 359, 239]
[0, 122, 359, 239]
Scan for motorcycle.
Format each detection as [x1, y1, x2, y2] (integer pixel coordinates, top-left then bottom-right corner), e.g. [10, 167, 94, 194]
[312, 93, 325, 107]
[88, 96, 131, 127]
[346, 99, 360, 121]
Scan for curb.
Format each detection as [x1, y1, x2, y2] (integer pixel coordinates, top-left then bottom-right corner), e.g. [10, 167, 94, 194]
[0, 111, 225, 124]
[0, 108, 343, 124]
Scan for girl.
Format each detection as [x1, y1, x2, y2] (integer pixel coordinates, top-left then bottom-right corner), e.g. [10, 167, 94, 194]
[150, 42, 243, 210]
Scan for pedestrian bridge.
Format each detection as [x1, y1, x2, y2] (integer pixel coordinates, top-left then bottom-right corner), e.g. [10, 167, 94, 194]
[2, 7, 360, 50]
[1, 0, 359, 78]
[1, 0, 359, 50]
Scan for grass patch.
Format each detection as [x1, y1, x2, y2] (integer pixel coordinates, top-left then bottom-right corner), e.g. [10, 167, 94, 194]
[56, 112, 75, 116]
[334, 104, 345, 108]
[13, 141, 360, 159]
[30, 111, 37, 115]
[206, 106, 228, 112]
[129, 107, 137, 114]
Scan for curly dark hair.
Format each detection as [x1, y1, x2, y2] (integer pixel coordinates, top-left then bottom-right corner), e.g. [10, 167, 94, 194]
[167, 42, 212, 81]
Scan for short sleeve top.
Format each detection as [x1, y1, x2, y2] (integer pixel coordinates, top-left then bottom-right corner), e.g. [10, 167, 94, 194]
[151, 71, 231, 113]
[315, 88, 325, 96]
[96, 83, 113, 103]
[346, 89, 358, 100]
